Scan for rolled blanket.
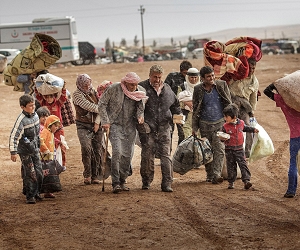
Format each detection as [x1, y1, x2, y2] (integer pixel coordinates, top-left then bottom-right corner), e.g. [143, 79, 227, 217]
[204, 41, 249, 83]
[3, 33, 62, 91]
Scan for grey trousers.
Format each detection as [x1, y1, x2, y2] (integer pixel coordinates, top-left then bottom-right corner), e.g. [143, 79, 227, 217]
[140, 126, 173, 188]
[199, 121, 225, 180]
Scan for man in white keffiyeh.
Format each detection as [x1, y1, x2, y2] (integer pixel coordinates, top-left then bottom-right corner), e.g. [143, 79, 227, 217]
[98, 72, 146, 193]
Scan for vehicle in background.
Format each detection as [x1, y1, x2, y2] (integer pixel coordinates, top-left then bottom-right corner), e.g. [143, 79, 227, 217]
[261, 44, 283, 55]
[0, 17, 79, 63]
[95, 47, 107, 58]
[278, 40, 299, 54]
[0, 49, 21, 63]
[192, 48, 204, 59]
[185, 38, 210, 59]
[71, 41, 96, 66]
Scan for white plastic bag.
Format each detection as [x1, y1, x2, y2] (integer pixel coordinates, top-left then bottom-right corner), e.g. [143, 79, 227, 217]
[35, 73, 64, 96]
[249, 119, 274, 163]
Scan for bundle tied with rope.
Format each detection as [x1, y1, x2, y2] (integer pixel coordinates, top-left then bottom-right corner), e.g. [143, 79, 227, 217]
[3, 33, 62, 91]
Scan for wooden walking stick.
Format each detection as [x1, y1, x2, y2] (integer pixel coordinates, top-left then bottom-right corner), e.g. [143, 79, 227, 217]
[102, 127, 110, 192]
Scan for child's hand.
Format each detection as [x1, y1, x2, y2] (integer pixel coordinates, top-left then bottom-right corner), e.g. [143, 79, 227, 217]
[11, 154, 17, 162]
[254, 128, 259, 133]
[60, 144, 66, 152]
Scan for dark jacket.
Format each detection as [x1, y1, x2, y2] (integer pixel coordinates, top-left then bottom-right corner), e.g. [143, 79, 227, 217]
[164, 72, 186, 95]
[222, 118, 256, 150]
[192, 79, 232, 132]
[9, 111, 40, 155]
[139, 79, 181, 133]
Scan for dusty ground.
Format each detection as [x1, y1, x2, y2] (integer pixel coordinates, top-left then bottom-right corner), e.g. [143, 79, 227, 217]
[1, 54, 300, 250]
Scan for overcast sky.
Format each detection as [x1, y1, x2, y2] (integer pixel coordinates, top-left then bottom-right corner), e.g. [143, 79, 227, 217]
[1, 0, 300, 46]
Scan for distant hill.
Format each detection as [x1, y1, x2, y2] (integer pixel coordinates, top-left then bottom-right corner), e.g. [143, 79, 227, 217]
[151, 24, 300, 46]
[93, 24, 300, 48]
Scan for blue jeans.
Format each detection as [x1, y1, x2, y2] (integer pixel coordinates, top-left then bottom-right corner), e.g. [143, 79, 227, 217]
[286, 137, 300, 195]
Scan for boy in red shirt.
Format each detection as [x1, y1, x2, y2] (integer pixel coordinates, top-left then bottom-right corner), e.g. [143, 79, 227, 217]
[221, 103, 259, 189]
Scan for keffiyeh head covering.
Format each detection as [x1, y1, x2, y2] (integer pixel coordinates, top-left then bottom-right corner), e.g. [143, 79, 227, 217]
[76, 74, 92, 94]
[120, 72, 148, 101]
[121, 72, 141, 84]
[185, 68, 200, 93]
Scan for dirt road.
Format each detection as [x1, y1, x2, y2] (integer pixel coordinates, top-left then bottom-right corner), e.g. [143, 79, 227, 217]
[1, 55, 300, 249]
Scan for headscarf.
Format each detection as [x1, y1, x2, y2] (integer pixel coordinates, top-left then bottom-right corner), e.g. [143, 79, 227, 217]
[120, 72, 148, 101]
[76, 74, 92, 94]
[185, 68, 200, 93]
[97, 80, 113, 98]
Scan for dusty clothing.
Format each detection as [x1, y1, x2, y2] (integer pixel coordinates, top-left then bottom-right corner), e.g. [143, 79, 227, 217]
[164, 72, 186, 144]
[222, 119, 256, 150]
[73, 88, 100, 124]
[76, 122, 103, 180]
[73, 87, 102, 180]
[9, 110, 43, 200]
[228, 75, 259, 111]
[139, 79, 181, 188]
[192, 80, 232, 180]
[229, 75, 259, 157]
[222, 119, 255, 183]
[225, 149, 251, 183]
[192, 80, 232, 132]
[140, 127, 173, 188]
[164, 72, 186, 95]
[99, 83, 144, 187]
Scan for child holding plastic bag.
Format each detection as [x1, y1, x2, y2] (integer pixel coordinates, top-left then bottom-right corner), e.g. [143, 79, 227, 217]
[221, 103, 259, 190]
[264, 83, 300, 198]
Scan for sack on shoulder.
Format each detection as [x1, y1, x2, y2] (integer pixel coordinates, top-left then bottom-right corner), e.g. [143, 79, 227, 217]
[41, 160, 63, 193]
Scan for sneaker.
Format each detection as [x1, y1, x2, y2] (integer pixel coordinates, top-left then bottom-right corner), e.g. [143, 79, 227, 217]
[228, 183, 234, 189]
[206, 179, 212, 182]
[244, 181, 252, 190]
[162, 186, 173, 192]
[35, 194, 43, 201]
[142, 183, 150, 190]
[120, 184, 130, 191]
[26, 197, 36, 204]
[44, 193, 55, 198]
[112, 185, 122, 194]
[284, 193, 295, 198]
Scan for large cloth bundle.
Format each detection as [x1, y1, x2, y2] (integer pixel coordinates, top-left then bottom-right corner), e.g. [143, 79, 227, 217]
[3, 33, 62, 91]
[274, 70, 300, 112]
[204, 37, 262, 83]
[173, 135, 213, 175]
[0, 55, 7, 73]
[35, 73, 64, 96]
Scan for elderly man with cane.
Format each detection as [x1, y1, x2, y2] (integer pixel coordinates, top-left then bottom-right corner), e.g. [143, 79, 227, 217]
[99, 72, 147, 193]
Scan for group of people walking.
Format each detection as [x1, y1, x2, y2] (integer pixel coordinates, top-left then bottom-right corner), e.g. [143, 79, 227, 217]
[9, 58, 299, 204]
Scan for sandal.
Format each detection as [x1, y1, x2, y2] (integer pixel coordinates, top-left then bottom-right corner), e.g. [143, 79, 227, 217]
[44, 193, 55, 198]
[84, 177, 91, 185]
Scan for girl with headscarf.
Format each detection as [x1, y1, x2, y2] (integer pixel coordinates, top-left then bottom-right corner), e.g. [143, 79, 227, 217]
[177, 67, 200, 138]
[73, 74, 104, 185]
